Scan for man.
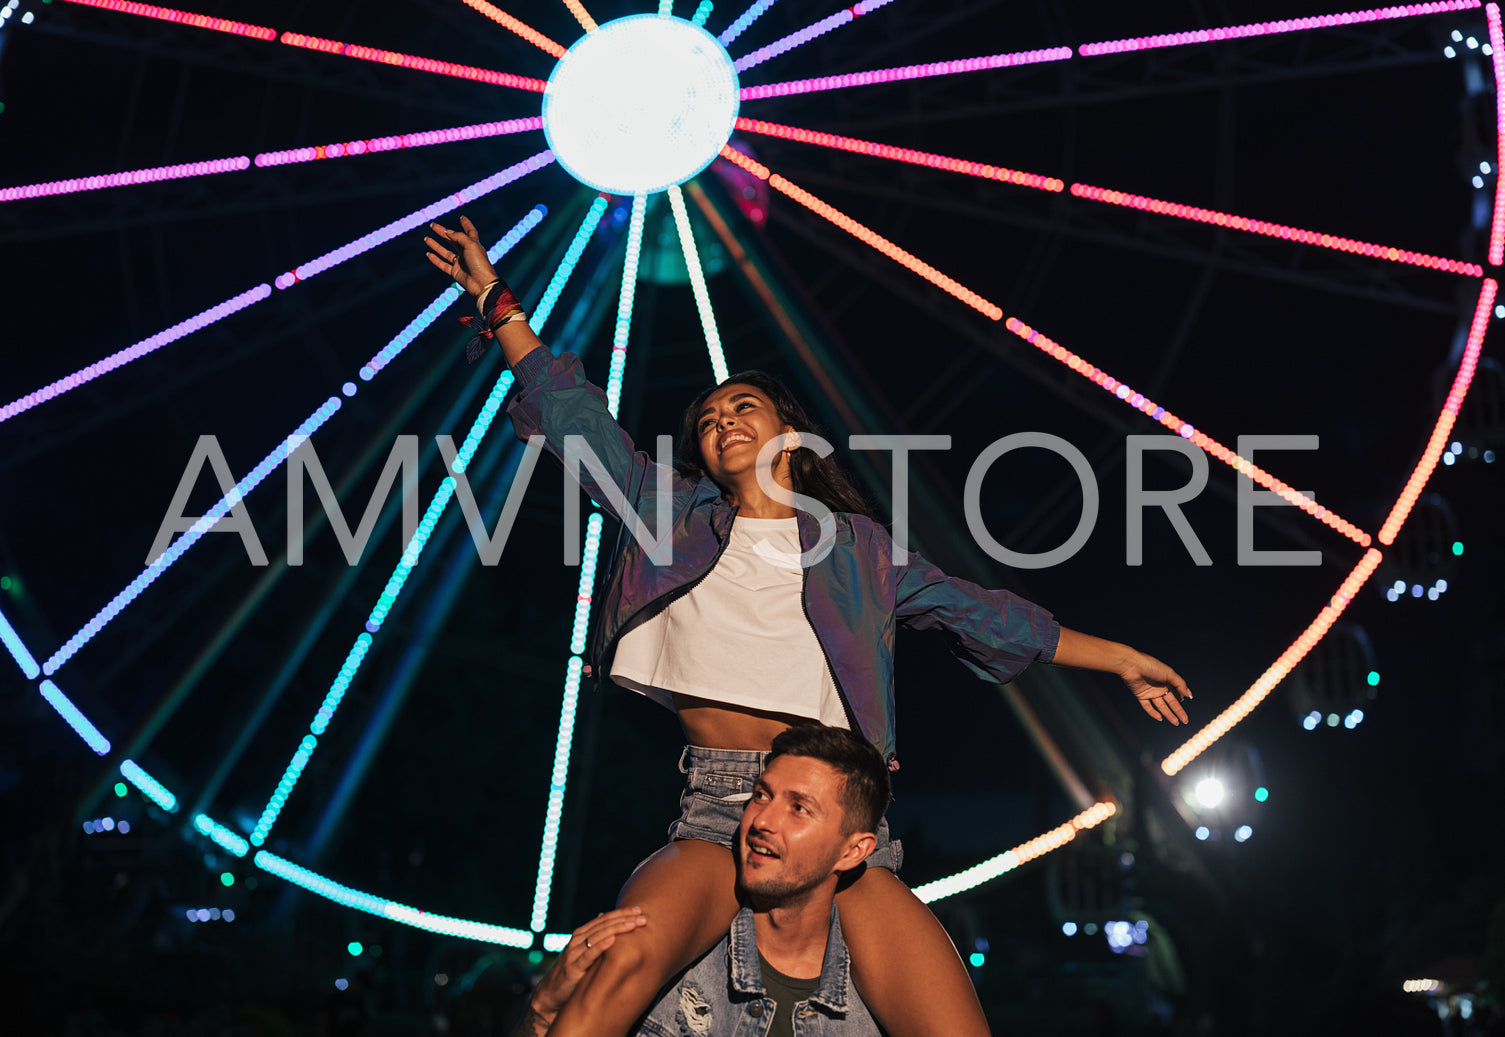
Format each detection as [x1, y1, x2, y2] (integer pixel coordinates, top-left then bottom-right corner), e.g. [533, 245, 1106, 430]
[515, 725, 889, 1036]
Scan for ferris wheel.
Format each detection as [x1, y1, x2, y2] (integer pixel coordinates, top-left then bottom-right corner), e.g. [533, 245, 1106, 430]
[0, 0, 1496, 954]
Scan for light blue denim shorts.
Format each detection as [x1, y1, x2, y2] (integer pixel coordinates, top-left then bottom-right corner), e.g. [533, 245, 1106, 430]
[666, 744, 902, 873]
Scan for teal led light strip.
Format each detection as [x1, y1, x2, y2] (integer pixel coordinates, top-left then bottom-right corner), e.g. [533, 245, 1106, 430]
[43, 398, 343, 676]
[39, 680, 111, 755]
[0, 605, 40, 678]
[666, 184, 729, 383]
[529, 194, 648, 933]
[531, 196, 611, 332]
[195, 814, 250, 857]
[121, 758, 178, 812]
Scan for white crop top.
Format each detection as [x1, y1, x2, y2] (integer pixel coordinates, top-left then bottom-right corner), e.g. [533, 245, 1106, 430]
[610, 516, 849, 729]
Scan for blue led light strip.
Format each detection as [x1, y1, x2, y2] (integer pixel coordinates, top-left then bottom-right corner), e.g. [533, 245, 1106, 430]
[121, 758, 179, 812]
[604, 195, 648, 416]
[39, 680, 111, 755]
[250, 210, 565, 846]
[719, 0, 776, 44]
[666, 185, 729, 383]
[531, 196, 611, 333]
[255, 850, 538, 946]
[43, 398, 343, 676]
[195, 814, 250, 857]
[362, 205, 547, 379]
[529, 195, 648, 933]
[0, 604, 40, 678]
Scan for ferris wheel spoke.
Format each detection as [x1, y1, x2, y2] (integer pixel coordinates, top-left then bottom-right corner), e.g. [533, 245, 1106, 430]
[453, 0, 567, 58]
[719, 0, 780, 47]
[732, 0, 896, 74]
[740, 46, 1071, 100]
[1485, 4, 1505, 264]
[0, 118, 545, 204]
[54, 0, 549, 91]
[667, 185, 731, 382]
[718, 144, 1001, 319]
[733, 116, 1062, 193]
[1072, 184, 1482, 277]
[1077, 0, 1482, 58]
[560, 0, 599, 35]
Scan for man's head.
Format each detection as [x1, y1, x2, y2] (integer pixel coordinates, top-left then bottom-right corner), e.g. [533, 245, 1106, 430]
[737, 726, 892, 905]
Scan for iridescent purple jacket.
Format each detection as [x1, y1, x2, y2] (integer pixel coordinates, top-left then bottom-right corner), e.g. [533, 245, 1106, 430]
[507, 347, 1059, 766]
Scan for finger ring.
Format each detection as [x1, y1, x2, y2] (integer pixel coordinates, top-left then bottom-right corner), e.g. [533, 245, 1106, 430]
[585, 938, 592, 950]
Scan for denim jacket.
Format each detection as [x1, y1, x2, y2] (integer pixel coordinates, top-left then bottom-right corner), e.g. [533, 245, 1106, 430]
[507, 347, 1060, 766]
[635, 904, 877, 1037]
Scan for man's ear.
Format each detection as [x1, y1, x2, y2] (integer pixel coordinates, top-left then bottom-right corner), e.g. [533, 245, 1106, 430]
[832, 832, 876, 874]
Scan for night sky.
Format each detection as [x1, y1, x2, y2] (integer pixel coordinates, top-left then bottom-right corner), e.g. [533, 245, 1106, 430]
[1, 1, 1502, 1034]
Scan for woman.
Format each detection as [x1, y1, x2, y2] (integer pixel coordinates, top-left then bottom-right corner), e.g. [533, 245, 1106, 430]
[426, 216, 1191, 1037]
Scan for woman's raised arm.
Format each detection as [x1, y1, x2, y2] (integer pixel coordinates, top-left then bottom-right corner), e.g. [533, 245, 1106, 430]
[425, 215, 547, 371]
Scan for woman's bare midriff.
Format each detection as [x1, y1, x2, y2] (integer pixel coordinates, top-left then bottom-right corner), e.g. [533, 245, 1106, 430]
[671, 693, 818, 750]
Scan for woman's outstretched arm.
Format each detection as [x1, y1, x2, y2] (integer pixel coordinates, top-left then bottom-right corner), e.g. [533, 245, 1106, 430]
[1051, 626, 1192, 725]
[425, 216, 547, 370]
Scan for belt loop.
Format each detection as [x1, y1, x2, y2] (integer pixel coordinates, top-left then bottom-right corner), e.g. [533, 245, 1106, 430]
[678, 745, 692, 774]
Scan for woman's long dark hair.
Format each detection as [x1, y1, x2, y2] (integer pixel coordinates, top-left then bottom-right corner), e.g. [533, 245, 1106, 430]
[675, 371, 875, 519]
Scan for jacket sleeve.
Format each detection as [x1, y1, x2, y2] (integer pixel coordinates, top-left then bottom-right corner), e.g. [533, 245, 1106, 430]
[894, 547, 1060, 684]
[506, 347, 688, 525]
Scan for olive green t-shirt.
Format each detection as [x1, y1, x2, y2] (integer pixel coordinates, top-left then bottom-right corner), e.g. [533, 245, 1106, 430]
[758, 951, 821, 1037]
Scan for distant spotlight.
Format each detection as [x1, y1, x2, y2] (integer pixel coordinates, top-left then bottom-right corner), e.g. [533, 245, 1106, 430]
[1475, 175, 1486, 189]
[1235, 825, 1253, 842]
[1062, 921, 1078, 936]
[969, 952, 986, 967]
[1303, 712, 1320, 731]
[348, 941, 363, 957]
[1327, 713, 1340, 727]
[1193, 777, 1226, 808]
[1445, 44, 1457, 57]
[1195, 826, 1210, 841]
[335, 978, 349, 991]
[1254, 786, 1269, 802]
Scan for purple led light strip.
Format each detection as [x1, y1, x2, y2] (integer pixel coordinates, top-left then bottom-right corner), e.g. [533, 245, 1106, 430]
[1077, 0, 1480, 56]
[0, 285, 271, 425]
[733, 0, 896, 73]
[254, 117, 543, 167]
[742, 46, 1073, 100]
[0, 157, 251, 203]
[274, 150, 554, 288]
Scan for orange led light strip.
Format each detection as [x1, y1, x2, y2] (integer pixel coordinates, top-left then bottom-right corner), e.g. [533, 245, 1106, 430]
[1162, 548, 1383, 775]
[913, 801, 1116, 902]
[1004, 317, 1373, 546]
[734, 117, 1065, 192]
[456, 0, 567, 58]
[717, 145, 1004, 320]
[1072, 183, 1483, 277]
[561, 0, 599, 33]
[1378, 277, 1498, 543]
[280, 33, 547, 91]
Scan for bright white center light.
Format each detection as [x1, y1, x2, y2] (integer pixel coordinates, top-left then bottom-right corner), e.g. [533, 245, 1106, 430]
[543, 15, 739, 195]
[1193, 777, 1226, 809]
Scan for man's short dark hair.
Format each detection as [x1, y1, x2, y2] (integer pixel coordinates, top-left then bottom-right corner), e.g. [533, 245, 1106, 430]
[766, 725, 890, 835]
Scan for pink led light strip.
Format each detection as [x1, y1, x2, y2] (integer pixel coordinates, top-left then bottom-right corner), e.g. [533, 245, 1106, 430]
[1379, 277, 1498, 542]
[1, 156, 249, 203]
[741, 46, 1073, 100]
[1003, 318, 1373, 546]
[1161, 548, 1384, 775]
[279, 33, 546, 92]
[1072, 184, 1483, 276]
[0, 119, 544, 201]
[1164, 276, 1496, 772]
[717, 145, 1003, 320]
[1078, 0, 1481, 56]
[1488, 4, 1505, 265]
[254, 117, 543, 167]
[56, 0, 276, 39]
[455, 0, 566, 58]
[734, 117, 1064, 192]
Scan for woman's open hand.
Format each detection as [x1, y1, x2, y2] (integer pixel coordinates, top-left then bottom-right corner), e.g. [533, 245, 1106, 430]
[1118, 650, 1192, 726]
[424, 216, 499, 298]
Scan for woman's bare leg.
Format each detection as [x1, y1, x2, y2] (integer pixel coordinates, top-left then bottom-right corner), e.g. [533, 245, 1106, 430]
[836, 866, 992, 1037]
[548, 839, 740, 1037]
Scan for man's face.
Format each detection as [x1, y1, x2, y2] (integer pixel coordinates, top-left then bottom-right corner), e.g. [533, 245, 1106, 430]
[737, 754, 859, 903]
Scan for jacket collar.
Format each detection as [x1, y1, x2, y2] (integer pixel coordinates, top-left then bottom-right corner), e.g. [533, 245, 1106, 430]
[726, 903, 851, 1014]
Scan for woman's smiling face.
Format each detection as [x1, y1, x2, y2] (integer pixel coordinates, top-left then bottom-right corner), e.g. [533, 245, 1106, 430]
[694, 382, 795, 487]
